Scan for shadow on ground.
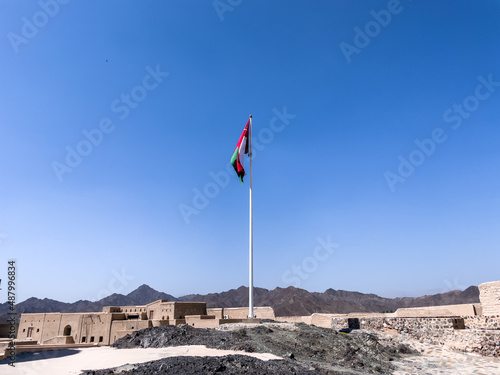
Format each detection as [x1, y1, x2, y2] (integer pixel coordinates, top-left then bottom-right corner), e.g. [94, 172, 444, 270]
[0, 349, 80, 364]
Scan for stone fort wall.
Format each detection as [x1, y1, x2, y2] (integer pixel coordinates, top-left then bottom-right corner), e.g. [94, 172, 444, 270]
[277, 281, 500, 358]
[206, 307, 275, 320]
[330, 315, 500, 357]
[16, 300, 208, 346]
[479, 281, 500, 316]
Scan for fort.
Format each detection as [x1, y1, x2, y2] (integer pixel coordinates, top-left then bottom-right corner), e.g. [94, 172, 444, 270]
[275, 280, 500, 357]
[1, 280, 499, 359]
[0, 300, 275, 359]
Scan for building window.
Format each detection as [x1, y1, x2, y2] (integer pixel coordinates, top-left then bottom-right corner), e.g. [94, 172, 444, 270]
[82, 337, 86, 342]
[23, 328, 26, 332]
[348, 318, 360, 330]
[99, 336, 103, 343]
[452, 318, 465, 330]
[131, 326, 134, 329]
[37, 329, 40, 333]
[90, 336, 95, 343]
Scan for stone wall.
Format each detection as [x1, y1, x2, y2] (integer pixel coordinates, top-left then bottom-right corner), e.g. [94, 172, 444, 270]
[221, 307, 275, 320]
[17, 313, 83, 344]
[464, 315, 500, 329]
[207, 308, 223, 319]
[330, 315, 500, 357]
[479, 281, 500, 316]
[185, 316, 243, 328]
[275, 316, 312, 324]
[42, 335, 75, 345]
[331, 315, 500, 331]
[395, 304, 477, 317]
[174, 303, 207, 319]
[79, 313, 113, 345]
[311, 313, 337, 328]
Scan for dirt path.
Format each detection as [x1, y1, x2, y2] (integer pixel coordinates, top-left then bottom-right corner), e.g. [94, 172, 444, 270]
[374, 331, 500, 375]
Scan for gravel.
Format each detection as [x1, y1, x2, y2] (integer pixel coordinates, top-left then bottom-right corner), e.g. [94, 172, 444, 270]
[80, 322, 416, 374]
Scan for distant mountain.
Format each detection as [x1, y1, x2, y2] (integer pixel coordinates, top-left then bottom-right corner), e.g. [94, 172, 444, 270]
[179, 286, 480, 316]
[0, 284, 480, 322]
[179, 286, 368, 315]
[126, 284, 177, 305]
[0, 284, 176, 322]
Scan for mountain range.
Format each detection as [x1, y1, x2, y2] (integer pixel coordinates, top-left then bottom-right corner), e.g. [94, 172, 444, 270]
[0, 284, 480, 323]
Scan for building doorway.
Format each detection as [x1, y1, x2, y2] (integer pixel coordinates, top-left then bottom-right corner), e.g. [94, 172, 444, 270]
[63, 325, 72, 336]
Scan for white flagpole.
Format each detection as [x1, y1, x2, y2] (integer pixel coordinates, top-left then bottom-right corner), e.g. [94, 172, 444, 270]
[248, 114, 254, 318]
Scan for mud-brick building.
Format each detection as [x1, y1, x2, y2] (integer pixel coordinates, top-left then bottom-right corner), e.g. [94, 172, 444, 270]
[17, 300, 206, 346]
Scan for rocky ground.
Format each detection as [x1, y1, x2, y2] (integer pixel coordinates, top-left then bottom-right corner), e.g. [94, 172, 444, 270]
[82, 355, 318, 375]
[376, 330, 500, 375]
[81, 322, 415, 374]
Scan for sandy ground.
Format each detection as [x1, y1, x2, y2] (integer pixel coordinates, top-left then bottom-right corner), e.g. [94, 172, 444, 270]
[3, 327, 500, 375]
[0, 346, 282, 375]
[373, 331, 500, 375]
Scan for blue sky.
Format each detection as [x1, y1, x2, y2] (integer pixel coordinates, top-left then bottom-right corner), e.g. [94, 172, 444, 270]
[1, 0, 499, 303]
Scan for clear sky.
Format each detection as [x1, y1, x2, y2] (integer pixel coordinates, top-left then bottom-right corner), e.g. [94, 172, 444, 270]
[1, 0, 499, 303]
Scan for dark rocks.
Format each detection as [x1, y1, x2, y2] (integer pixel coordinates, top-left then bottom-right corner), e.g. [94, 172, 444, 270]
[284, 351, 295, 359]
[81, 355, 317, 375]
[108, 323, 412, 374]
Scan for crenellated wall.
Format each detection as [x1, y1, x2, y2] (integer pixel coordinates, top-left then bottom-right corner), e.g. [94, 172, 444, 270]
[394, 304, 478, 317]
[479, 281, 500, 316]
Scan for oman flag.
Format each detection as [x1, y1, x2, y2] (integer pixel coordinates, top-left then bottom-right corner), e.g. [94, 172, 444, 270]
[231, 120, 250, 183]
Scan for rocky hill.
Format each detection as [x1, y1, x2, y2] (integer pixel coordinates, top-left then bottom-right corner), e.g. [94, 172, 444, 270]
[0, 284, 480, 321]
[181, 285, 480, 316]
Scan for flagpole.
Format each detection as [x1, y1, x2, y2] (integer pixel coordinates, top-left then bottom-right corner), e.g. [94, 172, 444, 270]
[248, 114, 254, 318]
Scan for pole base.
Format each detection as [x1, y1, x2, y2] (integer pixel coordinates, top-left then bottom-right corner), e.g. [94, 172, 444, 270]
[241, 318, 260, 324]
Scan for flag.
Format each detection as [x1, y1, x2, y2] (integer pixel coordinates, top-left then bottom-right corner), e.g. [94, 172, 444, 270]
[231, 120, 250, 183]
